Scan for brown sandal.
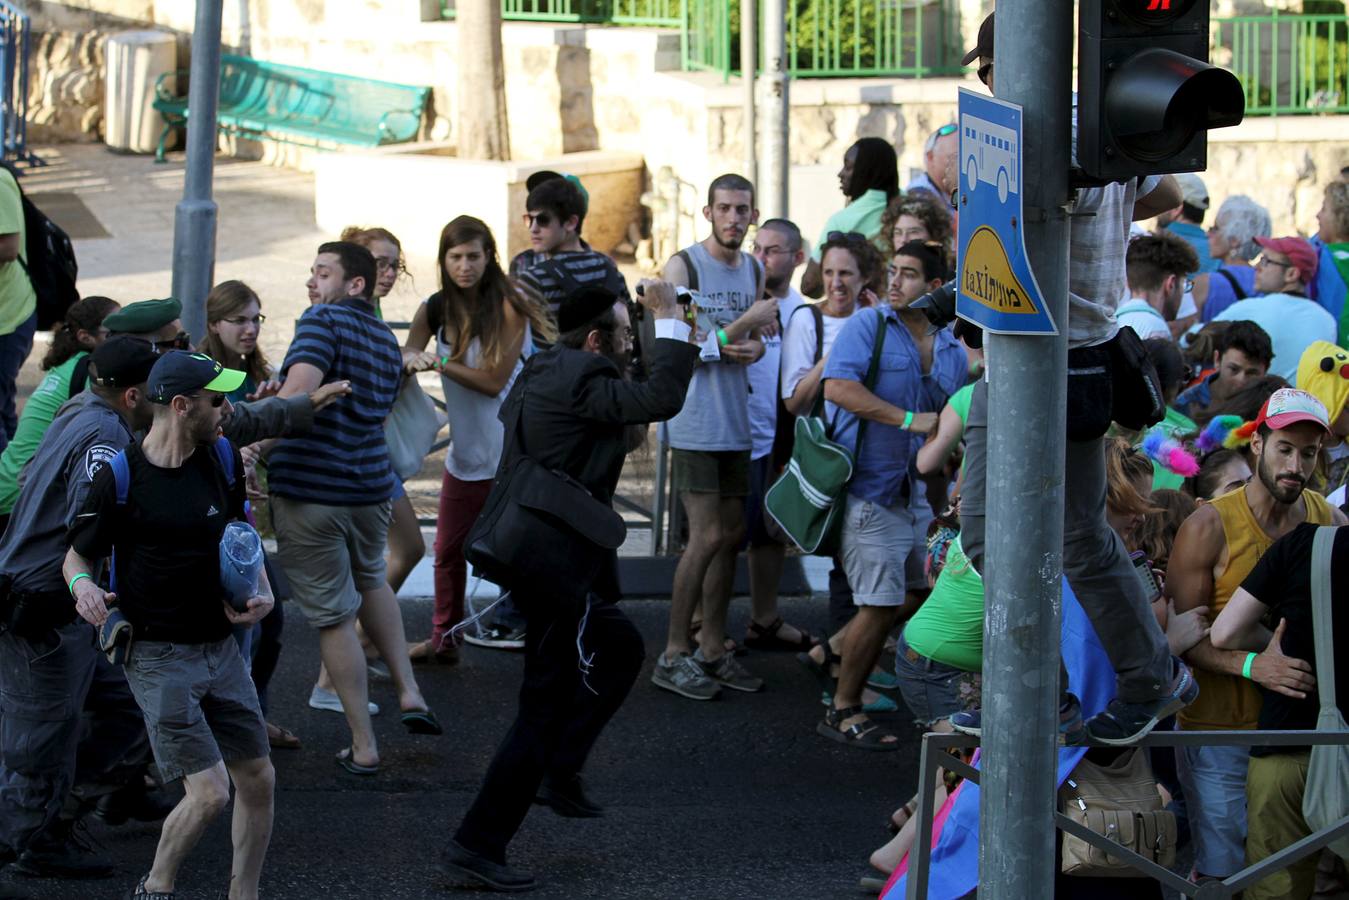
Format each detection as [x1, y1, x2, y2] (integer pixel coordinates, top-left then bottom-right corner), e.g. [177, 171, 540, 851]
[266, 722, 301, 750]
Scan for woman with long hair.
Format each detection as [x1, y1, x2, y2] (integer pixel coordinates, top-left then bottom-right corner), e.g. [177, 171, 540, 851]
[801, 137, 901, 297]
[0, 295, 120, 531]
[404, 215, 556, 662]
[201, 280, 275, 402]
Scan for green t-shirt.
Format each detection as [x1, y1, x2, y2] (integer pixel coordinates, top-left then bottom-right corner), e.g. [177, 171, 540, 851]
[903, 536, 984, 672]
[949, 382, 974, 426]
[0, 168, 35, 336]
[1147, 406, 1197, 492]
[0, 352, 87, 514]
[811, 189, 890, 262]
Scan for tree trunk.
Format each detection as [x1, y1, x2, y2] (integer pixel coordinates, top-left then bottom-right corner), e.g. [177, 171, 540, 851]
[456, 0, 511, 161]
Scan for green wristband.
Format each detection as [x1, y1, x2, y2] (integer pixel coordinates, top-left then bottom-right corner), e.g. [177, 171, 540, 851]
[716, 328, 729, 347]
[901, 410, 914, 431]
[1242, 652, 1257, 680]
[68, 572, 92, 596]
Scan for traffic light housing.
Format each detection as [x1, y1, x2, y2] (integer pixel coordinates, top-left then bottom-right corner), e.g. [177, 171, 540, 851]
[1078, 0, 1245, 181]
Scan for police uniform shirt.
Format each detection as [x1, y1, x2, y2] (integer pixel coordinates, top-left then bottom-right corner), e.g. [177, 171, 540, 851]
[0, 392, 132, 593]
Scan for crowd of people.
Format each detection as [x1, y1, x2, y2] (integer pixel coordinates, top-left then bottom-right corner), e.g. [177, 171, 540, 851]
[0, 12, 1345, 898]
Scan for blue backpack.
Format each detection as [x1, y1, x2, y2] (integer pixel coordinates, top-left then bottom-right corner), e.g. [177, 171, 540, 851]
[106, 436, 240, 591]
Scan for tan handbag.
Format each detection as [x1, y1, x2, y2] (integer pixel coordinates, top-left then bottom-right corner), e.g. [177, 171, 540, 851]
[1059, 748, 1177, 877]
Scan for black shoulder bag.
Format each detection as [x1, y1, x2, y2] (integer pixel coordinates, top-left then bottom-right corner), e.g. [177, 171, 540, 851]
[464, 361, 627, 602]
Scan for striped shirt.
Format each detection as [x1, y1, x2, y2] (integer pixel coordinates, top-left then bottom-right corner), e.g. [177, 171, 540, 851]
[512, 248, 631, 317]
[268, 297, 402, 505]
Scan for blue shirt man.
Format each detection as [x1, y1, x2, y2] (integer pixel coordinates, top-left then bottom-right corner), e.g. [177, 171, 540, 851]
[823, 305, 965, 506]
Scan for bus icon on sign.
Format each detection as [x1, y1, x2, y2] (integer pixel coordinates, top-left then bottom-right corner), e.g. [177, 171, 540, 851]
[962, 116, 1019, 204]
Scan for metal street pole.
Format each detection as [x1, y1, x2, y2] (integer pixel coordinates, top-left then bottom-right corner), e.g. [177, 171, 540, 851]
[170, 0, 225, 344]
[978, 0, 1073, 895]
[759, 0, 788, 218]
[740, 0, 757, 187]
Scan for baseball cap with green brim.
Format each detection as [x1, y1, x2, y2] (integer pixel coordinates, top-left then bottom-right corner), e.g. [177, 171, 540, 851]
[147, 351, 246, 404]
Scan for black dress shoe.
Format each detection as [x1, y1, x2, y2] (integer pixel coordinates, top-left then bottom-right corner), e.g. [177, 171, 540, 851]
[440, 839, 536, 893]
[534, 773, 604, 818]
[95, 784, 176, 826]
[14, 841, 114, 880]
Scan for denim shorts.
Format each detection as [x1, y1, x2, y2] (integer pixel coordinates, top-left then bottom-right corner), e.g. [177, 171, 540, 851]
[1176, 742, 1250, 877]
[124, 637, 269, 782]
[839, 494, 930, 606]
[894, 632, 981, 728]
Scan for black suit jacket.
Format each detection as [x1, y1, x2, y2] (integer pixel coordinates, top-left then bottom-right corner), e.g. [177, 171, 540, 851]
[497, 336, 699, 508]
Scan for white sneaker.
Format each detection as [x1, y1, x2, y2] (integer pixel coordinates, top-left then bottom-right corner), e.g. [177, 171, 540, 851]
[308, 685, 379, 716]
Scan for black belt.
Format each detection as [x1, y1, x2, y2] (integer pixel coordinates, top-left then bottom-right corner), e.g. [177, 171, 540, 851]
[2, 587, 78, 637]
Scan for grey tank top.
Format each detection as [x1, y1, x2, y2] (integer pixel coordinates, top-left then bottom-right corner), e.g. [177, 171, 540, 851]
[665, 242, 760, 452]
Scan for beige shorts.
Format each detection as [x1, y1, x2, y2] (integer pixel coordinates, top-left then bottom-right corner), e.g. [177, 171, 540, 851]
[270, 495, 392, 628]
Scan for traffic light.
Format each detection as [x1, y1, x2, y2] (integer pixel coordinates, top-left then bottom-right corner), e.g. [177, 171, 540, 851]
[1078, 0, 1245, 181]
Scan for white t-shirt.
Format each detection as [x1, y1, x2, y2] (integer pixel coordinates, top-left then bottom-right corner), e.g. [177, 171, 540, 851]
[748, 288, 806, 461]
[436, 323, 530, 481]
[780, 302, 859, 405]
[1115, 298, 1172, 341]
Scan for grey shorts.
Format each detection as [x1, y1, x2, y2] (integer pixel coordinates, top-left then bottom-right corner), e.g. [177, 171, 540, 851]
[271, 496, 392, 628]
[839, 493, 931, 607]
[124, 637, 268, 782]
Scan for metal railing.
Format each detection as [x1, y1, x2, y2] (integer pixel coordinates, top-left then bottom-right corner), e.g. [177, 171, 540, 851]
[438, 0, 682, 26]
[1213, 14, 1349, 115]
[905, 729, 1349, 899]
[0, 1, 40, 166]
[683, 0, 962, 79]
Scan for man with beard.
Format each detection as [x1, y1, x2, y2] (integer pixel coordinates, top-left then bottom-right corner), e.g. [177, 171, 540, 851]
[1117, 232, 1200, 341]
[443, 281, 698, 892]
[653, 173, 776, 701]
[1167, 388, 1346, 885]
[63, 350, 277, 900]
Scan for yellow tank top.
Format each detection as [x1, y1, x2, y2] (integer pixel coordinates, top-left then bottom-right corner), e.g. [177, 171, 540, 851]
[1179, 485, 1336, 730]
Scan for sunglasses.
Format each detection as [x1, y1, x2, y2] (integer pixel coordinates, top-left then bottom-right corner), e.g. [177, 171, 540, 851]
[977, 63, 993, 86]
[190, 393, 228, 408]
[152, 332, 191, 354]
[523, 212, 555, 229]
[827, 231, 870, 246]
[935, 123, 958, 138]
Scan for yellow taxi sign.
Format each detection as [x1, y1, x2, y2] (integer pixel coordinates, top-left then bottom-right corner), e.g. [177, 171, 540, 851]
[960, 225, 1040, 315]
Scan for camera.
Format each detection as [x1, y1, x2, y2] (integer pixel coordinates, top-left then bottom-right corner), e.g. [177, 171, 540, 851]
[909, 279, 982, 349]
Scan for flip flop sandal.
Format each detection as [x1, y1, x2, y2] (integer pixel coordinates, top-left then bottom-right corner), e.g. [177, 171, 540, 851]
[816, 705, 901, 752]
[689, 621, 745, 657]
[266, 722, 301, 750]
[335, 746, 379, 776]
[797, 645, 843, 693]
[858, 875, 888, 892]
[401, 708, 444, 736]
[744, 617, 817, 652]
[887, 798, 918, 835]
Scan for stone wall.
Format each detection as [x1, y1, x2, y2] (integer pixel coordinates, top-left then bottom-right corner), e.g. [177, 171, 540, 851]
[27, 27, 107, 143]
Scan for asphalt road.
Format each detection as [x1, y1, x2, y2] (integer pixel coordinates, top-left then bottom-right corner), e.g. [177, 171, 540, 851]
[2, 595, 922, 900]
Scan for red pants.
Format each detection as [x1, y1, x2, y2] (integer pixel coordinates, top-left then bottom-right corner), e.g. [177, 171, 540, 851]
[431, 470, 492, 645]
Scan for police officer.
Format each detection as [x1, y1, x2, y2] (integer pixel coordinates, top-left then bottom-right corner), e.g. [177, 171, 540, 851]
[0, 336, 164, 883]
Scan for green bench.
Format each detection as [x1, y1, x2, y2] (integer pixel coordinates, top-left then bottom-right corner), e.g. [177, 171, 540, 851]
[152, 54, 430, 162]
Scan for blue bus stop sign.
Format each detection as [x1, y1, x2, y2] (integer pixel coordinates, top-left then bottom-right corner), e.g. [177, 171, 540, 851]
[955, 88, 1057, 335]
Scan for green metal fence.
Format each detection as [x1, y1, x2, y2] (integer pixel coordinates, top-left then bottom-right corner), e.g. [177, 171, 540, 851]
[1212, 14, 1348, 114]
[682, 0, 961, 79]
[439, 0, 681, 26]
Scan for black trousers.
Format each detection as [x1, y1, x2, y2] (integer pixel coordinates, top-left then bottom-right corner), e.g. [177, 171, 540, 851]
[454, 591, 644, 863]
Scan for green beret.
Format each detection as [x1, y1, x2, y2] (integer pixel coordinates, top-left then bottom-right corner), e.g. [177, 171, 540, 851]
[103, 298, 183, 335]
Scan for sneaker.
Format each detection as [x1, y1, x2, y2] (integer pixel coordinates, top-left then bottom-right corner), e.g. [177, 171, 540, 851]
[463, 624, 526, 650]
[1086, 658, 1200, 746]
[534, 773, 603, 818]
[308, 685, 379, 716]
[950, 694, 1085, 744]
[651, 652, 720, 700]
[694, 647, 764, 693]
[440, 839, 536, 893]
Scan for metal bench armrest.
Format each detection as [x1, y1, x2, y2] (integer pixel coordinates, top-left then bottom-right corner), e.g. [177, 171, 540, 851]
[153, 68, 190, 103]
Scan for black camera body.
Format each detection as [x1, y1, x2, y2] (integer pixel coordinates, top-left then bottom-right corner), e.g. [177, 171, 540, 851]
[909, 279, 982, 349]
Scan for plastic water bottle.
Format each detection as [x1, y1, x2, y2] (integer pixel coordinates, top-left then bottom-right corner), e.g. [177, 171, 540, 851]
[219, 521, 264, 612]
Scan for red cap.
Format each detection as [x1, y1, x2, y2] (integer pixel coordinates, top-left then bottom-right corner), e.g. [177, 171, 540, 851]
[1254, 388, 1331, 433]
[1254, 236, 1319, 285]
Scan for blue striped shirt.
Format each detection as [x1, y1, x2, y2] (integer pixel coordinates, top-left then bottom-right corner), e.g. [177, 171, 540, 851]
[268, 298, 402, 505]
